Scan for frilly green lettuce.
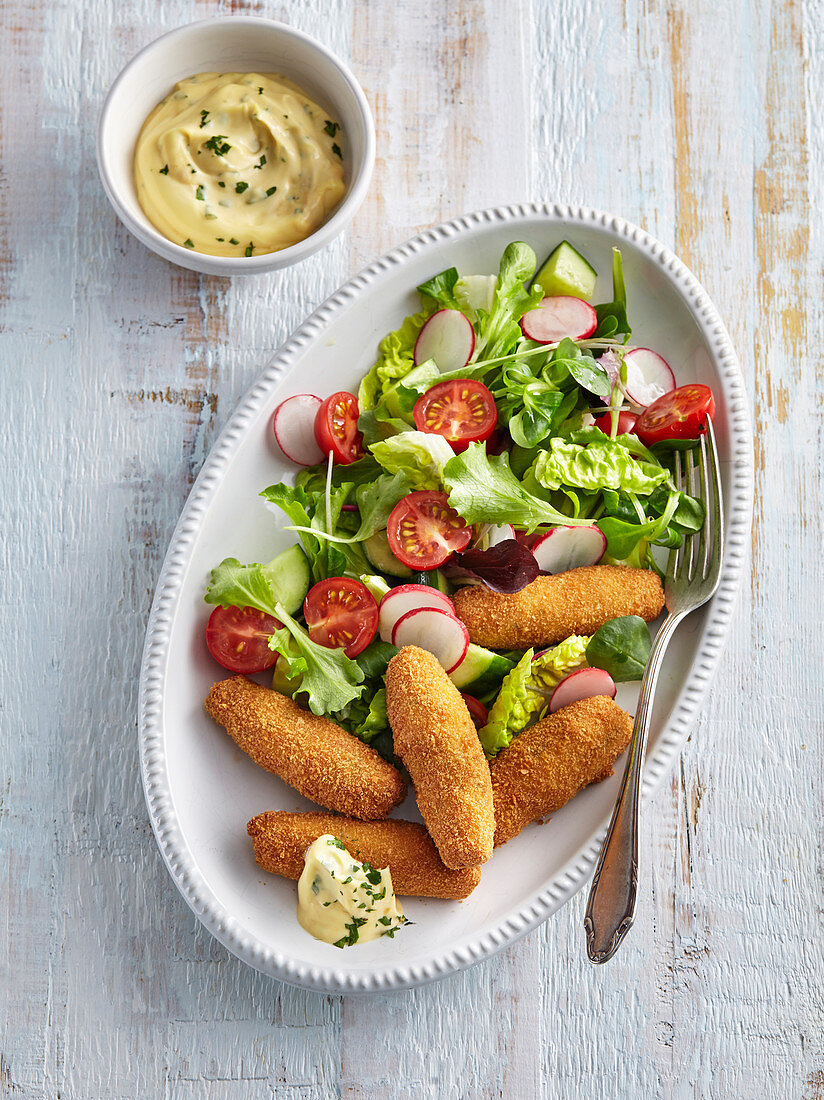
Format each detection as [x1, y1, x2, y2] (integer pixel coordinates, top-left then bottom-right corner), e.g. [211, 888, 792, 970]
[369, 431, 454, 490]
[529, 438, 669, 496]
[478, 635, 591, 757]
[358, 303, 437, 411]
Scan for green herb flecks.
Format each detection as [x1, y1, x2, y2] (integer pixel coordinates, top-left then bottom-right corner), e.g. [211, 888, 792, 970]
[324, 120, 340, 137]
[266, 186, 277, 197]
[204, 135, 231, 156]
[331, 142, 342, 159]
[229, 237, 239, 245]
[159, 164, 169, 175]
[254, 155, 267, 169]
[333, 916, 368, 949]
[199, 109, 210, 128]
[195, 185, 204, 201]
[183, 239, 194, 249]
[235, 181, 249, 194]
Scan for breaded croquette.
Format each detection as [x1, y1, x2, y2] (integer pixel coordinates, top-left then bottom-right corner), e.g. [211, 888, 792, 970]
[452, 565, 664, 649]
[247, 811, 481, 899]
[205, 676, 406, 821]
[385, 646, 495, 870]
[490, 695, 633, 846]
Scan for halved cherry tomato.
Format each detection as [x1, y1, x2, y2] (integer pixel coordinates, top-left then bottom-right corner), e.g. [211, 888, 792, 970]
[303, 578, 378, 657]
[205, 605, 280, 673]
[314, 391, 364, 464]
[592, 409, 638, 436]
[387, 490, 472, 569]
[461, 692, 489, 729]
[635, 384, 716, 445]
[413, 379, 497, 453]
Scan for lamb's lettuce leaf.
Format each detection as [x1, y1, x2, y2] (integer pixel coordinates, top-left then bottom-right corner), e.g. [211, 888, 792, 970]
[474, 242, 545, 361]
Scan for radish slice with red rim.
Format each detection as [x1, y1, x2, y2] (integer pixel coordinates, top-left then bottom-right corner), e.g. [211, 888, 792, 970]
[521, 296, 597, 343]
[272, 394, 325, 466]
[391, 606, 469, 673]
[623, 348, 676, 408]
[378, 584, 455, 643]
[548, 667, 617, 713]
[485, 523, 516, 548]
[414, 309, 475, 371]
[531, 525, 606, 574]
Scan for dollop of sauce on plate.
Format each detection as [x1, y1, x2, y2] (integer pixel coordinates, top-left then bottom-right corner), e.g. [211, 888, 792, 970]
[297, 835, 407, 948]
[133, 72, 346, 257]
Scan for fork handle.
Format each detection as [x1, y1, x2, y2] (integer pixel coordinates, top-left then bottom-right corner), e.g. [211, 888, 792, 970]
[583, 611, 683, 963]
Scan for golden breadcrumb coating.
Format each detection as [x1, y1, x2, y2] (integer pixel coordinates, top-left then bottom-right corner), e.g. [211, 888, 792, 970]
[452, 565, 664, 649]
[385, 646, 495, 870]
[490, 695, 633, 846]
[205, 676, 406, 821]
[247, 811, 481, 899]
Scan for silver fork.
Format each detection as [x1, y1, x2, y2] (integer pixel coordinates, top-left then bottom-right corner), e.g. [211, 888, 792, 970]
[583, 419, 724, 963]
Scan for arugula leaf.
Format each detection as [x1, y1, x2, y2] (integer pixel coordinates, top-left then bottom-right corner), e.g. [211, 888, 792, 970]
[442, 442, 589, 531]
[269, 603, 365, 715]
[586, 616, 651, 681]
[594, 248, 631, 342]
[205, 557, 277, 616]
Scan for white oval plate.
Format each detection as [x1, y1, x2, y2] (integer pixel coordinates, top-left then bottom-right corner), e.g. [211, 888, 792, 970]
[139, 204, 753, 992]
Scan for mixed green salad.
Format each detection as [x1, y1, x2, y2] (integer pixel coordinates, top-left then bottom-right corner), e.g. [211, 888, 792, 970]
[202, 239, 715, 761]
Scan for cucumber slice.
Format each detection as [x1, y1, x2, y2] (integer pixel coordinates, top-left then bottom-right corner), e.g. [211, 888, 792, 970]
[414, 569, 451, 594]
[533, 241, 598, 301]
[449, 643, 515, 693]
[364, 530, 414, 578]
[261, 544, 311, 614]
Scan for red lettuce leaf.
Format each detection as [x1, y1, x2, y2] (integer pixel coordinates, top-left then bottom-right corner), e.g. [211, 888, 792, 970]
[444, 539, 538, 594]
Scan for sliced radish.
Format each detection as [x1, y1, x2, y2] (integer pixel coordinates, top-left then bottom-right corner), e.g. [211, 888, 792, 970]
[272, 394, 325, 466]
[521, 296, 597, 343]
[532, 525, 606, 574]
[391, 607, 469, 673]
[623, 348, 676, 408]
[549, 667, 617, 713]
[414, 309, 475, 371]
[486, 523, 517, 548]
[378, 584, 455, 643]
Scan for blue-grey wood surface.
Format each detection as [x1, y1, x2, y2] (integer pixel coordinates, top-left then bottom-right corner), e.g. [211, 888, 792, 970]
[1, 0, 821, 1096]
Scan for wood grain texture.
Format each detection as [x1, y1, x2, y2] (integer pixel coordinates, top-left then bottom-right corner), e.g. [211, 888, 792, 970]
[0, 0, 820, 1096]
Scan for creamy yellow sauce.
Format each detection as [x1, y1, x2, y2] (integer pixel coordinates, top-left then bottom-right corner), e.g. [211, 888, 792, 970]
[297, 835, 406, 948]
[133, 72, 346, 258]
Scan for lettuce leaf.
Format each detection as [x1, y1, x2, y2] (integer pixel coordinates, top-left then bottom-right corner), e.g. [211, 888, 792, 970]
[205, 557, 279, 617]
[474, 242, 545, 361]
[454, 275, 497, 322]
[478, 635, 590, 757]
[268, 603, 365, 715]
[358, 302, 437, 411]
[529, 439, 670, 496]
[369, 430, 454, 490]
[443, 442, 590, 532]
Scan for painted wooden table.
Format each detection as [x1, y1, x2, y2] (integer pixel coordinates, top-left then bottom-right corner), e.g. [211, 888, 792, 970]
[1, 0, 820, 1096]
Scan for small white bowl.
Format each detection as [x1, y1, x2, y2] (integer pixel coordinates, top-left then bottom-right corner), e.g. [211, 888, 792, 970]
[97, 17, 375, 276]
